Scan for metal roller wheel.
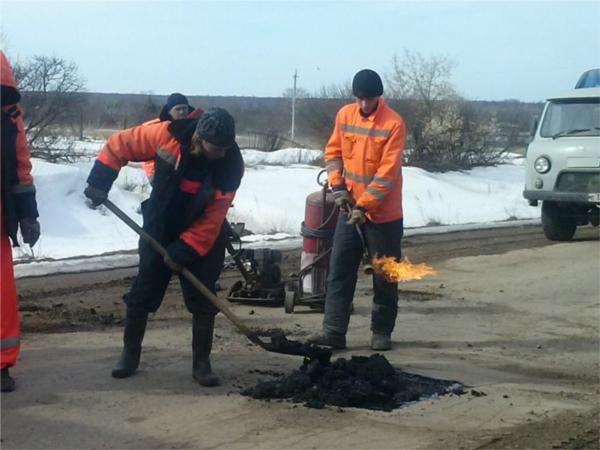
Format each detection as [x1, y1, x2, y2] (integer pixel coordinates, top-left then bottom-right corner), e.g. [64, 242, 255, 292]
[284, 283, 297, 314]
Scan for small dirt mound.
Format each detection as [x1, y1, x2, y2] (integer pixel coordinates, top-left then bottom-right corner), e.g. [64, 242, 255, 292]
[241, 354, 461, 411]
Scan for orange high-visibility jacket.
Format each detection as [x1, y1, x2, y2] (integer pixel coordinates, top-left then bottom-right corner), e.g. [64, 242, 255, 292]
[1, 51, 36, 203]
[1, 50, 39, 246]
[140, 118, 161, 182]
[92, 120, 242, 256]
[325, 98, 405, 223]
[1, 50, 38, 368]
[140, 108, 205, 183]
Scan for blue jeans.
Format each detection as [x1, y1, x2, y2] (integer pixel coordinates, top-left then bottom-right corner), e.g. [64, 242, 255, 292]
[323, 211, 403, 335]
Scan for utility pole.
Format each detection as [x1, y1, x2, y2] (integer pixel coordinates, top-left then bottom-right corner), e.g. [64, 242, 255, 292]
[291, 69, 298, 141]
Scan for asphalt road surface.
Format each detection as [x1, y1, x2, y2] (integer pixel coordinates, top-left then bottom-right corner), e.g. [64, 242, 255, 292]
[3, 223, 599, 449]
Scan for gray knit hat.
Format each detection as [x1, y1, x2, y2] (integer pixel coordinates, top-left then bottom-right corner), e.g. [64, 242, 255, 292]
[195, 107, 236, 148]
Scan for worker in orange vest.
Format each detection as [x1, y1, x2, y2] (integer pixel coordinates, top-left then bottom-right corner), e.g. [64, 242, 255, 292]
[141, 93, 203, 184]
[1, 51, 41, 392]
[308, 69, 405, 351]
[84, 108, 242, 387]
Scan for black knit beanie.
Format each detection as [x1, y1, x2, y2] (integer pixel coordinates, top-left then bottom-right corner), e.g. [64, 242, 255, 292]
[195, 107, 236, 148]
[352, 69, 384, 98]
[166, 92, 189, 110]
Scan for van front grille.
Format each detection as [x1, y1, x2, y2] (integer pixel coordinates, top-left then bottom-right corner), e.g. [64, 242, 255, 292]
[555, 172, 600, 193]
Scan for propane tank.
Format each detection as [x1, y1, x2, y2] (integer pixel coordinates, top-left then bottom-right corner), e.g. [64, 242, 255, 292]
[300, 185, 338, 295]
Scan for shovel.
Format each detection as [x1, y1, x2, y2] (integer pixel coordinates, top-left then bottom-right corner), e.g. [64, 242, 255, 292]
[103, 199, 331, 362]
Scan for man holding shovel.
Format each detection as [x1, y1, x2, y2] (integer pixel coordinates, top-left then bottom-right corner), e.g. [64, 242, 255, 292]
[308, 69, 405, 351]
[84, 107, 243, 387]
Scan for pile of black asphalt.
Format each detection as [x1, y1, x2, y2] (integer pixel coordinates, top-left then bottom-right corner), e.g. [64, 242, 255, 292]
[241, 353, 462, 411]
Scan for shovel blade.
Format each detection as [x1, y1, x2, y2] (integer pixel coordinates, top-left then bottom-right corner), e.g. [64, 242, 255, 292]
[264, 333, 332, 363]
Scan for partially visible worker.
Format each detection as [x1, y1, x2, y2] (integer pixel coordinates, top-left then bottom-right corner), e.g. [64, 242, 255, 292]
[142, 93, 203, 184]
[1, 50, 41, 393]
[155, 92, 196, 122]
[84, 107, 243, 387]
[308, 69, 406, 351]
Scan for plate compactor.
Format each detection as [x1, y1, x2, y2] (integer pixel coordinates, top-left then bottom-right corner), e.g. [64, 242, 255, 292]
[224, 220, 287, 305]
[224, 171, 359, 314]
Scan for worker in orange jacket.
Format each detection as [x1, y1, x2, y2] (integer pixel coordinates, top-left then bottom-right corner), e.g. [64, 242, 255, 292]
[84, 108, 243, 387]
[1, 51, 41, 392]
[141, 93, 203, 183]
[308, 69, 405, 351]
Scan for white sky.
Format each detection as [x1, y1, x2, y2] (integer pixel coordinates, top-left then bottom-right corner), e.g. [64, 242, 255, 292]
[2, 0, 599, 102]
[13, 144, 541, 278]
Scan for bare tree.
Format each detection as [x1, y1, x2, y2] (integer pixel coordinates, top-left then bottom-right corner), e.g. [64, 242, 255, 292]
[387, 49, 458, 102]
[296, 81, 354, 146]
[126, 91, 160, 126]
[12, 54, 87, 161]
[386, 49, 513, 171]
[386, 49, 459, 148]
[281, 87, 310, 98]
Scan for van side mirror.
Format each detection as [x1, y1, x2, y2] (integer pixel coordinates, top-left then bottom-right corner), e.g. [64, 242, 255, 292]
[529, 116, 539, 138]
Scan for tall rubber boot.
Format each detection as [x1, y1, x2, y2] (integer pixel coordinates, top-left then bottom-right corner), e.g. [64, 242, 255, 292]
[192, 315, 219, 387]
[111, 307, 148, 379]
[1, 367, 15, 393]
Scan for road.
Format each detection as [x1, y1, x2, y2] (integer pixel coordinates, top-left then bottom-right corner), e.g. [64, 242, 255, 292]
[2, 224, 599, 449]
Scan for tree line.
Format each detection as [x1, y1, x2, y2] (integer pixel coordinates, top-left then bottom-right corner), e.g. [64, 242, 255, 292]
[10, 49, 543, 171]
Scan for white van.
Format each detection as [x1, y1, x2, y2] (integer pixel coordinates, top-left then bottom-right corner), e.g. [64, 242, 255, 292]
[523, 87, 600, 241]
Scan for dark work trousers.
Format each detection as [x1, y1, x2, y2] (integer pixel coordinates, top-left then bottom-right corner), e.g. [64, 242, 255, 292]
[123, 225, 227, 316]
[323, 211, 403, 335]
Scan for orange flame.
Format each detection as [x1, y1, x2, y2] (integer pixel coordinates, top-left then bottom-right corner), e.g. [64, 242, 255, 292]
[371, 256, 437, 282]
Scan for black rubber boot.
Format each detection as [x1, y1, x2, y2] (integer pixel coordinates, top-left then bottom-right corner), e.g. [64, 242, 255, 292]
[307, 329, 346, 349]
[1, 367, 15, 393]
[112, 307, 148, 379]
[192, 315, 219, 387]
[371, 332, 392, 351]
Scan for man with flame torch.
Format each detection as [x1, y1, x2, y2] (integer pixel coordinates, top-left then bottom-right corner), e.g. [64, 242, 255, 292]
[308, 69, 406, 351]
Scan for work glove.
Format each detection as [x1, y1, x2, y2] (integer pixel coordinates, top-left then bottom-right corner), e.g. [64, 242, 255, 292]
[346, 207, 366, 226]
[20, 218, 41, 247]
[333, 190, 355, 210]
[165, 239, 199, 273]
[84, 185, 108, 208]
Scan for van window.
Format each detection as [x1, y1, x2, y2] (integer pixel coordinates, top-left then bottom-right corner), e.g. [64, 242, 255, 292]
[539, 98, 600, 138]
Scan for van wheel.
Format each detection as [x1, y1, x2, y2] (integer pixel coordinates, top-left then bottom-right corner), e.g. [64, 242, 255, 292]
[541, 201, 577, 241]
[590, 210, 599, 227]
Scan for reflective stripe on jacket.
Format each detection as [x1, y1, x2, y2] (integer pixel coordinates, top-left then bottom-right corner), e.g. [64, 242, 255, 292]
[324, 98, 405, 223]
[139, 107, 205, 185]
[88, 120, 243, 256]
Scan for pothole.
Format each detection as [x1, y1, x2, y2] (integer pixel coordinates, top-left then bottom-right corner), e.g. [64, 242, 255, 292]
[241, 354, 462, 411]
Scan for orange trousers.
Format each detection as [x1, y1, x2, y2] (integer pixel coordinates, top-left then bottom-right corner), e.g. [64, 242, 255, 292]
[1, 216, 20, 369]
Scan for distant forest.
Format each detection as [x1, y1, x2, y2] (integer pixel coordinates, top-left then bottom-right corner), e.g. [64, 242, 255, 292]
[69, 92, 543, 147]
[13, 51, 545, 158]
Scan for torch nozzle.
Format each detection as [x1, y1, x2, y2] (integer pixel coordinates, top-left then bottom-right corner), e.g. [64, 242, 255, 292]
[362, 256, 374, 275]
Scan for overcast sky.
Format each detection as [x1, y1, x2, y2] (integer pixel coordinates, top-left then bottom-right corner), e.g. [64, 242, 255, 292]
[2, 1, 599, 102]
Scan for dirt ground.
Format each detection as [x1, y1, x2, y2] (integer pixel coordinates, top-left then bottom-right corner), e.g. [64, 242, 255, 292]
[2, 224, 599, 449]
